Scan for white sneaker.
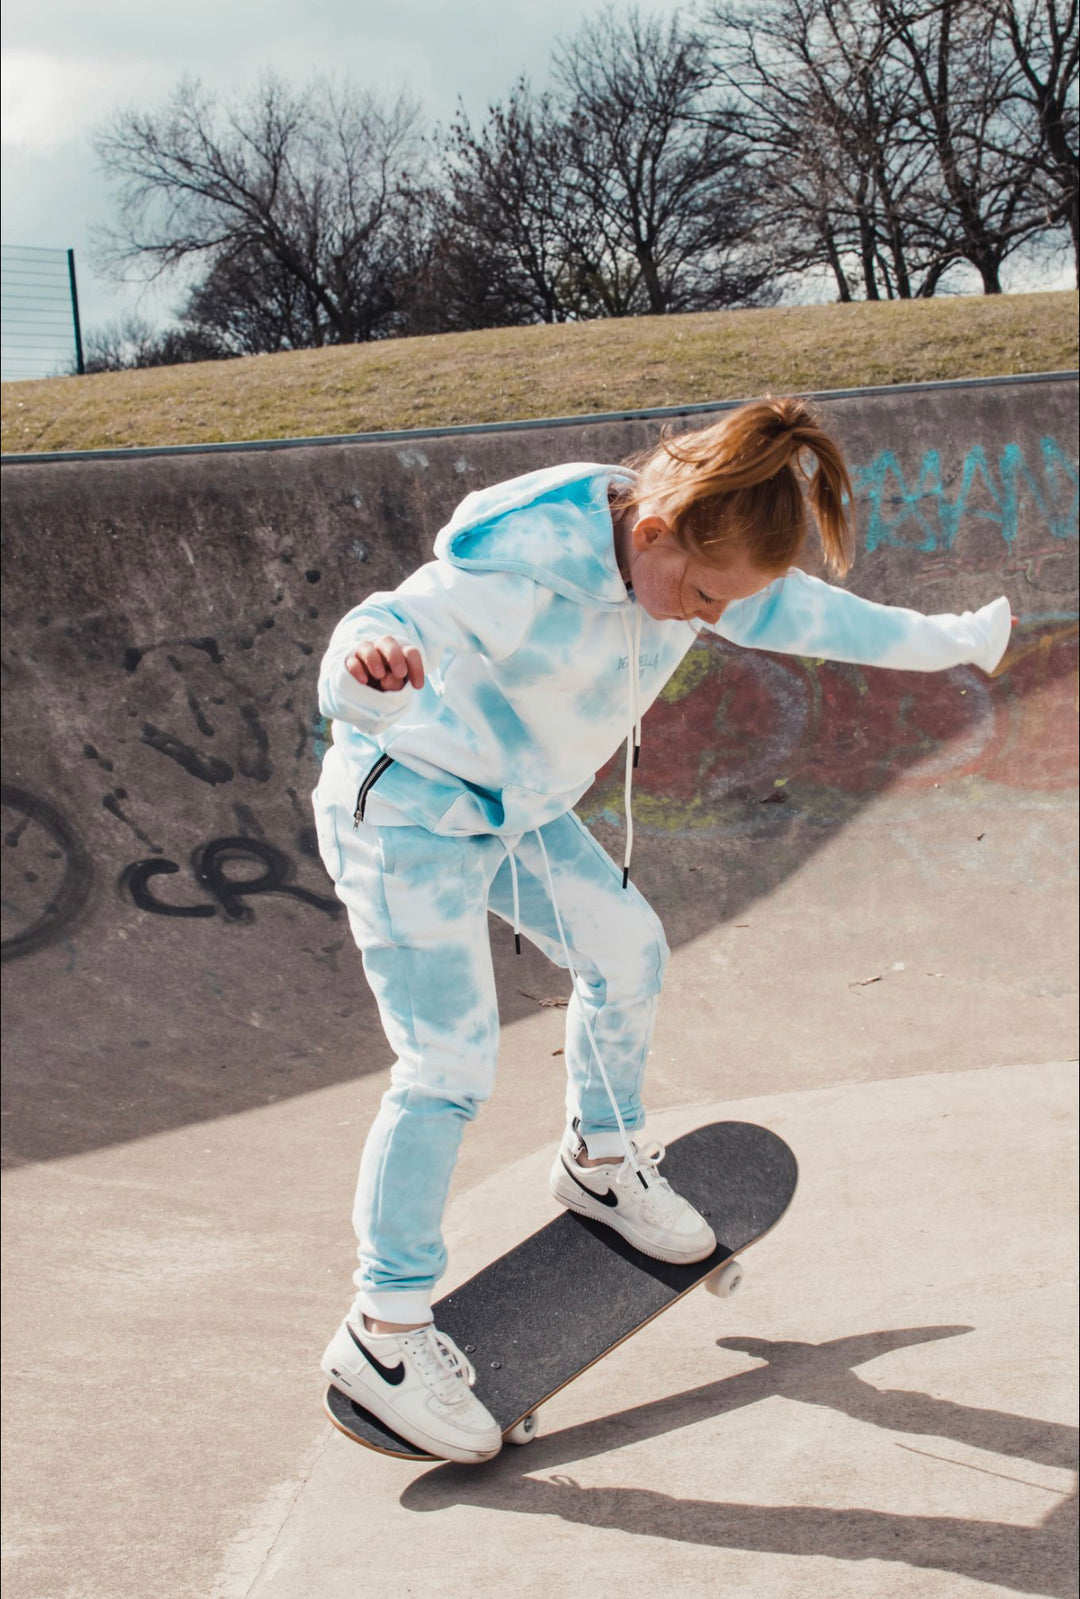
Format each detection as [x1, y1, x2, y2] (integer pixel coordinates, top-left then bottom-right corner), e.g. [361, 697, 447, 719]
[321, 1317, 502, 1464]
[550, 1126, 716, 1265]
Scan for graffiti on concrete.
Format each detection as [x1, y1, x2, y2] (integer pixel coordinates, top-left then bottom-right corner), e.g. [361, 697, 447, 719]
[585, 621, 1079, 832]
[121, 636, 282, 787]
[3, 419, 1076, 961]
[140, 724, 235, 786]
[4, 611, 1076, 960]
[1, 787, 340, 961]
[120, 836, 342, 922]
[1, 785, 94, 962]
[857, 437, 1079, 554]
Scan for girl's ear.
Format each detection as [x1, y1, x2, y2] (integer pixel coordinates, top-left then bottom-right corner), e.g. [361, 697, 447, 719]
[632, 514, 673, 550]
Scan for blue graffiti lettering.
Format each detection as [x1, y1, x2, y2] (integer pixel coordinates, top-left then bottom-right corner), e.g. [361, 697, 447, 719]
[858, 437, 1079, 553]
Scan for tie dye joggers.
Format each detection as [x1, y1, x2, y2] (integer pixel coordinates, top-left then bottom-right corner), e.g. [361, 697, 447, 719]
[313, 788, 669, 1324]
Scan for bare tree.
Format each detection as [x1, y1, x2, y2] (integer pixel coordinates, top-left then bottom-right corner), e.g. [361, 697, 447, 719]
[80, 313, 161, 371]
[176, 245, 326, 352]
[704, 0, 945, 299]
[703, 0, 1066, 297]
[554, 8, 774, 313]
[879, 0, 1049, 293]
[425, 82, 589, 328]
[77, 312, 235, 372]
[426, 9, 775, 331]
[89, 22, 777, 349]
[92, 73, 426, 349]
[993, 0, 1079, 280]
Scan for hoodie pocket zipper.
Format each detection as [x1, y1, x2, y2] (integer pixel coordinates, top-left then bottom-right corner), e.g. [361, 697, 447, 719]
[354, 754, 395, 828]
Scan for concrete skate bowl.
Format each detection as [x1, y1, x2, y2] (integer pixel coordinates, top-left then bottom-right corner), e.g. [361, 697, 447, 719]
[2, 372, 1077, 1165]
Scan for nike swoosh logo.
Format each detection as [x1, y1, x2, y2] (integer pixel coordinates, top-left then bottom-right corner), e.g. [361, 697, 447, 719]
[347, 1323, 406, 1385]
[561, 1156, 619, 1207]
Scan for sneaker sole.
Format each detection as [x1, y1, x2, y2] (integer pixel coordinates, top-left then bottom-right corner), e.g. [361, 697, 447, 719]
[320, 1361, 501, 1465]
[549, 1170, 716, 1266]
[322, 1385, 501, 1464]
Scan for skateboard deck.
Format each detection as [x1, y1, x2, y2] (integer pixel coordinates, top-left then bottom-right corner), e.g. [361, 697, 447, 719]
[324, 1120, 797, 1459]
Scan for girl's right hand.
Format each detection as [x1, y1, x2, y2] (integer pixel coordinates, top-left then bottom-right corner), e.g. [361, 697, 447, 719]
[345, 636, 425, 693]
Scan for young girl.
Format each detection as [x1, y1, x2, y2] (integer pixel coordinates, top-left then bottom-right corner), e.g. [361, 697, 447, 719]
[312, 396, 1011, 1463]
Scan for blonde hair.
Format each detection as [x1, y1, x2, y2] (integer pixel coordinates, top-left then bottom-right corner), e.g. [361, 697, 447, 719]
[617, 395, 855, 578]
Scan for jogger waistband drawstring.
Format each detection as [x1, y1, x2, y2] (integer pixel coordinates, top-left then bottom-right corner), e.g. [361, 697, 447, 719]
[533, 827, 648, 1187]
[530, 599, 646, 1178]
[505, 847, 521, 955]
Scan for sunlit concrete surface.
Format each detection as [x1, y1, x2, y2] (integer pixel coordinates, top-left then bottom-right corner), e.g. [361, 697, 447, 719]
[231, 1063, 1078, 1599]
[3, 1055, 1075, 1599]
[2, 376, 1077, 1597]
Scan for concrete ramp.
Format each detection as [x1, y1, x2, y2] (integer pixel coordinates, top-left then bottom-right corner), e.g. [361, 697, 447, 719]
[2, 374, 1076, 1164]
[1, 374, 1077, 1599]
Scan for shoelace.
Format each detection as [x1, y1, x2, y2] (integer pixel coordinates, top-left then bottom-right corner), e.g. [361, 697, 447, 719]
[399, 1325, 476, 1404]
[609, 1140, 687, 1216]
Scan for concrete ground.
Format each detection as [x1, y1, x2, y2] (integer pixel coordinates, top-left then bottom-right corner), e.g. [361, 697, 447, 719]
[238, 1064, 1077, 1599]
[3, 785, 1077, 1599]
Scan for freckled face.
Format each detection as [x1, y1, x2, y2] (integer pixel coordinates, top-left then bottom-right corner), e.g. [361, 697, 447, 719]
[623, 519, 778, 624]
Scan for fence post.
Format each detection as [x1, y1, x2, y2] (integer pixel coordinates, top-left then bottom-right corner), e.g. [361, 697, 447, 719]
[67, 248, 85, 376]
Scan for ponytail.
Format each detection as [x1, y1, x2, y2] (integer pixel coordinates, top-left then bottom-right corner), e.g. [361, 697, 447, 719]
[618, 396, 855, 577]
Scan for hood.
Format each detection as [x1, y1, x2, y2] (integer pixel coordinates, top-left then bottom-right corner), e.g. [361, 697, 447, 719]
[433, 461, 635, 609]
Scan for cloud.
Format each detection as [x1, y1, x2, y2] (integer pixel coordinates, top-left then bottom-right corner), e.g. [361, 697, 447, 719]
[1, 0, 688, 345]
[1, 48, 174, 153]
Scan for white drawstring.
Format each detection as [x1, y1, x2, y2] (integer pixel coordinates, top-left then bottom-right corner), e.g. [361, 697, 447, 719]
[620, 604, 643, 888]
[534, 828, 648, 1187]
[633, 601, 643, 757]
[500, 599, 649, 1178]
[505, 845, 521, 954]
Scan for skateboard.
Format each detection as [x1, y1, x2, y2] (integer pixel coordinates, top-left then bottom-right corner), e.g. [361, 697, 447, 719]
[324, 1120, 797, 1459]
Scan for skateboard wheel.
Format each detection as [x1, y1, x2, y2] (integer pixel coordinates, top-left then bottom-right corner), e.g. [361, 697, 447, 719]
[506, 1413, 539, 1446]
[706, 1260, 744, 1299]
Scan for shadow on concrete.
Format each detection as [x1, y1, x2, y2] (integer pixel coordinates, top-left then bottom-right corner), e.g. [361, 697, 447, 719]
[2, 380, 1077, 1165]
[400, 1325, 1078, 1598]
[2, 626, 1075, 1168]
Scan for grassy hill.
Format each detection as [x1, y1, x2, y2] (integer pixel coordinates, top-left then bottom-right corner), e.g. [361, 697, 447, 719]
[2, 290, 1076, 456]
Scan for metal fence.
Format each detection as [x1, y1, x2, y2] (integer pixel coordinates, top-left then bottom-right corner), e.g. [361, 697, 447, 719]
[1, 245, 84, 383]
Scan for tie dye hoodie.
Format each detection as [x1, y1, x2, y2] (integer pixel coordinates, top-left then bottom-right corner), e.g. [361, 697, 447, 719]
[316, 461, 1011, 836]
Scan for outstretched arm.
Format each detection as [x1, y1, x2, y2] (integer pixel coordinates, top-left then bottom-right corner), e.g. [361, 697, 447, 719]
[710, 569, 1012, 674]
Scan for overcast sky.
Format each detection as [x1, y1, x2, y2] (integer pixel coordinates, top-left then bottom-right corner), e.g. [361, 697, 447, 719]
[2, 0, 1069, 371]
[1, 0, 683, 337]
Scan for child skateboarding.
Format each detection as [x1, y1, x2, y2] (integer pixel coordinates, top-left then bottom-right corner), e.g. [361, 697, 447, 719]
[312, 396, 1012, 1463]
